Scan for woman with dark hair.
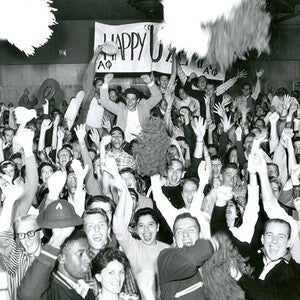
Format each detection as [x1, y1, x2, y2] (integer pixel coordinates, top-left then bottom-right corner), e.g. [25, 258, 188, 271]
[91, 247, 137, 300]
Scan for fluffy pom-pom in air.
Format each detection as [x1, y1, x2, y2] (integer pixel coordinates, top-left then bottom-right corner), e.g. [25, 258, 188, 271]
[158, 0, 271, 71]
[0, 0, 57, 56]
[136, 117, 170, 177]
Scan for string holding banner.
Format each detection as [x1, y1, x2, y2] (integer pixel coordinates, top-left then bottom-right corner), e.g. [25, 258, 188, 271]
[94, 22, 225, 81]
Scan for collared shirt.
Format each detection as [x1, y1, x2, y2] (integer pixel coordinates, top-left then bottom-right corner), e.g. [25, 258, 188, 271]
[0, 229, 39, 300]
[56, 271, 90, 299]
[106, 150, 136, 171]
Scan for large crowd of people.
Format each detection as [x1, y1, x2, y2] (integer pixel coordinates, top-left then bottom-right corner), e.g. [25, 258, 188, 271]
[0, 46, 300, 300]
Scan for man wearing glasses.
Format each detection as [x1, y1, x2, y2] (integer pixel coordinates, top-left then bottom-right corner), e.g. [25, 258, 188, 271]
[0, 215, 42, 300]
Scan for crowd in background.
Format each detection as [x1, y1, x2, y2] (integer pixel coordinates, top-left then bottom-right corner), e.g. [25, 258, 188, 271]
[0, 47, 300, 300]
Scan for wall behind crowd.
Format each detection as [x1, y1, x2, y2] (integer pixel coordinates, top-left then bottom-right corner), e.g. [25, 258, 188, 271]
[0, 18, 300, 105]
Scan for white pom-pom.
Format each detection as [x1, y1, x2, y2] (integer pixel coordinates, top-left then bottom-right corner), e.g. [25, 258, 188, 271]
[158, 0, 243, 58]
[0, 0, 57, 56]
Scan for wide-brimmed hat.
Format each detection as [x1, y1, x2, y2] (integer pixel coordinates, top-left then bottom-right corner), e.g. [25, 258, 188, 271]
[37, 199, 83, 229]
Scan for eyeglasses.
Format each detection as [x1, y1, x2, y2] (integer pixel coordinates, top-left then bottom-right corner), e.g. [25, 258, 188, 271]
[17, 229, 41, 240]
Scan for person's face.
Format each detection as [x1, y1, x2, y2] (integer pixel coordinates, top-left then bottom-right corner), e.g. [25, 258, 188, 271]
[13, 158, 22, 171]
[60, 238, 90, 281]
[255, 120, 264, 130]
[167, 146, 180, 161]
[63, 129, 73, 144]
[206, 84, 215, 97]
[179, 88, 187, 100]
[125, 93, 138, 111]
[120, 172, 137, 190]
[41, 165, 54, 184]
[58, 149, 71, 167]
[251, 128, 261, 137]
[95, 260, 125, 296]
[197, 77, 207, 90]
[174, 217, 200, 248]
[256, 107, 265, 118]
[159, 76, 169, 89]
[111, 130, 124, 150]
[67, 173, 77, 194]
[293, 141, 300, 155]
[262, 222, 290, 262]
[211, 159, 222, 176]
[95, 80, 104, 94]
[92, 157, 100, 173]
[293, 197, 300, 212]
[226, 200, 237, 223]
[242, 85, 251, 97]
[15, 219, 41, 255]
[208, 147, 217, 157]
[2, 163, 15, 179]
[181, 181, 198, 207]
[130, 142, 139, 157]
[72, 143, 82, 160]
[270, 181, 280, 199]
[3, 130, 14, 144]
[109, 90, 118, 102]
[229, 149, 238, 164]
[267, 165, 279, 179]
[167, 161, 184, 186]
[244, 136, 254, 154]
[217, 123, 224, 135]
[84, 214, 109, 251]
[136, 214, 158, 246]
[222, 167, 238, 187]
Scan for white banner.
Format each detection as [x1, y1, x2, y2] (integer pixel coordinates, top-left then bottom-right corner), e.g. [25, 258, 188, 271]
[94, 22, 225, 81]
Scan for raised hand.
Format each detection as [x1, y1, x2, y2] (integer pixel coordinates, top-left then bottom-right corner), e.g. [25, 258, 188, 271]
[57, 126, 65, 140]
[251, 131, 267, 153]
[14, 127, 34, 153]
[74, 124, 86, 143]
[102, 156, 120, 179]
[89, 128, 100, 147]
[198, 160, 210, 186]
[71, 159, 89, 184]
[236, 69, 247, 79]
[100, 135, 112, 147]
[249, 150, 267, 175]
[221, 115, 233, 133]
[235, 126, 242, 141]
[102, 115, 111, 132]
[104, 73, 114, 84]
[213, 103, 226, 119]
[216, 185, 233, 205]
[140, 74, 151, 84]
[280, 128, 294, 148]
[207, 121, 216, 132]
[221, 94, 231, 108]
[41, 119, 52, 132]
[191, 117, 207, 140]
[47, 171, 67, 200]
[268, 112, 279, 125]
[283, 95, 292, 111]
[256, 69, 265, 79]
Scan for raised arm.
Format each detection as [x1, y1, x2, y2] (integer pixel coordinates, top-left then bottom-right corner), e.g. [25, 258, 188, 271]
[74, 124, 101, 196]
[13, 128, 39, 220]
[150, 174, 182, 229]
[18, 227, 75, 300]
[251, 69, 264, 100]
[140, 74, 162, 110]
[38, 119, 52, 152]
[215, 69, 247, 96]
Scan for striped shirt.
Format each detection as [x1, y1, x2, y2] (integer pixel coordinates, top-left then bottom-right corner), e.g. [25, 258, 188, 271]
[0, 230, 38, 300]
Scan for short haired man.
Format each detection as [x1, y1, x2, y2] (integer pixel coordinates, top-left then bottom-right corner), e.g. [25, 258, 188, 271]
[98, 74, 162, 142]
[157, 213, 219, 299]
[18, 200, 94, 300]
[232, 218, 300, 299]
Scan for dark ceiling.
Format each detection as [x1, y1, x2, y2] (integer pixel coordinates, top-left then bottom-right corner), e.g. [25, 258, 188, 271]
[52, 0, 300, 23]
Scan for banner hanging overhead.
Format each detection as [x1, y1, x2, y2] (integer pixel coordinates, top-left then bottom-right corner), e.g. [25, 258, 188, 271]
[94, 22, 225, 81]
